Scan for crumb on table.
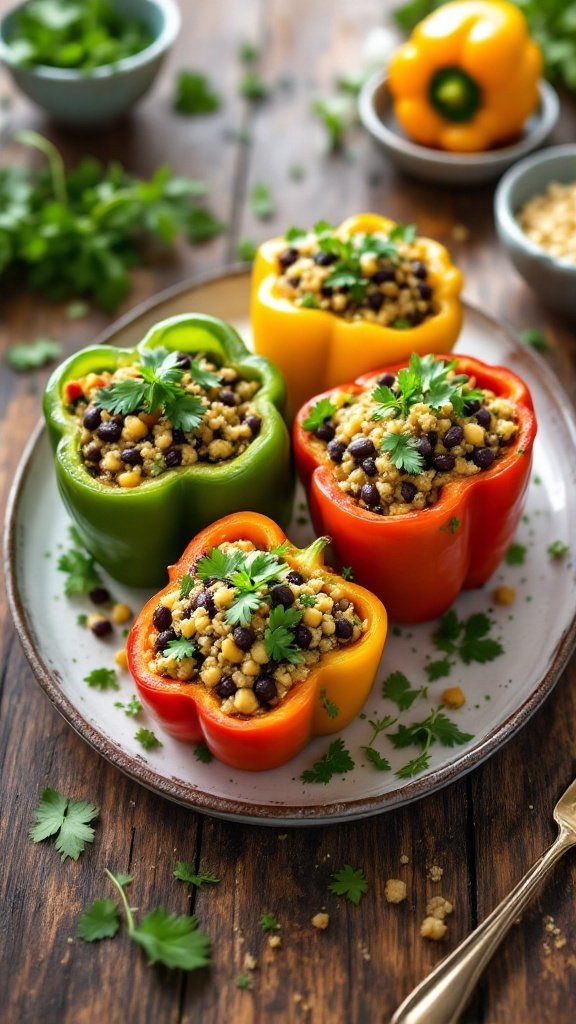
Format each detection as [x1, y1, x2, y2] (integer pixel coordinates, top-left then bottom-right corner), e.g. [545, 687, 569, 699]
[385, 879, 407, 904]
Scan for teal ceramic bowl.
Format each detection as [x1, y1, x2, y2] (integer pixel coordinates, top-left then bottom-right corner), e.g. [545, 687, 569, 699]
[494, 145, 576, 319]
[0, 0, 180, 127]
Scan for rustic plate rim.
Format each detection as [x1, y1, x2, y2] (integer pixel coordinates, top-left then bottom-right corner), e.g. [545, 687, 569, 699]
[5, 266, 576, 825]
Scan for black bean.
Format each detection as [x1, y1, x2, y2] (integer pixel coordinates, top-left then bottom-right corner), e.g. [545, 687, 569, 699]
[372, 267, 396, 284]
[472, 447, 496, 469]
[464, 399, 481, 416]
[219, 390, 238, 407]
[409, 310, 424, 326]
[362, 457, 377, 477]
[335, 618, 353, 640]
[96, 419, 122, 443]
[415, 436, 433, 459]
[400, 481, 417, 503]
[194, 591, 216, 617]
[254, 677, 277, 702]
[348, 437, 376, 462]
[294, 624, 312, 649]
[320, 284, 333, 297]
[418, 282, 432, 300]
[91, 617, 112, 638]
[172, 428, 186, 444]
[367, 291, 384, 312]
[174, 351, 191, 369]
[327, 440, 346, 464]
[443, 425, 464, 449]
[476, 408, 491, 428]
[83, 443, 101, 464]
[286, 570, 304, 586]
[270, 584, 294, 608]
[360, 483, 380, 507]
[427, 431, 438, 448]
[155, 628, 177, 652]
[83, 406, 102, 431]
[164, 448, 182, 468]
[233, 626, 255, 651]
[315, 421, 335, 442]
[433, 453, 455, 472]
[314, 250, 337, 266]
[245, 415, 261, 436]
[216, 678, 237, 699]
[377, 373, 396, 388]
[412, 261, 428, 279]
[89, 587, 110, 605]
[121, 447, 143, 466]
[153, 605, 172, 631]
[279, 247, 299, 269]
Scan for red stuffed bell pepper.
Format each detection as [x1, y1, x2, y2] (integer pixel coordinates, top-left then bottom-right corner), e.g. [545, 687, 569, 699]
[294, 353, 536, 622]
[127, 512, 387, 770]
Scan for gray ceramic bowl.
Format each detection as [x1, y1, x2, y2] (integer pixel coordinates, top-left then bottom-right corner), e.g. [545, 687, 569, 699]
[494, 145, 576, 319]
[0, 0, 180, 127]
[358, 72, 559, 186]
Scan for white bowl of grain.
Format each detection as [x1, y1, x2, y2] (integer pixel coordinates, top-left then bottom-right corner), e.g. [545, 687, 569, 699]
[494, 145, 576, 319]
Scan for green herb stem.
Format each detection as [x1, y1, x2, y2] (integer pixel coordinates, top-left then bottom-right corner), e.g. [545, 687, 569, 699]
[17, 130, 67, 206]
[105, 869, 135, 934]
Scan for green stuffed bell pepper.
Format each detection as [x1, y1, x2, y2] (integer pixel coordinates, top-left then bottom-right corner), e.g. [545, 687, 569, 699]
[43, 313, 294, 587]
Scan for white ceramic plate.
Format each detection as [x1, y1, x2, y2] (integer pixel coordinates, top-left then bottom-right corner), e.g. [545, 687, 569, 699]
[6, 270, 576, 825]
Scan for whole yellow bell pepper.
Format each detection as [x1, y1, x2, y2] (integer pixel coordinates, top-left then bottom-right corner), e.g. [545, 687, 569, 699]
[388, 0, 542, 152]
[250, 213, 463, 419]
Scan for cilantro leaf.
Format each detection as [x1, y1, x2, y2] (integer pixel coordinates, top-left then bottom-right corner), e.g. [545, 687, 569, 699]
[362, 746, 391, 771]
[505, 543, 526, 565]
[188, 359, 221, 390]
[328, 865, 368, 905]
[164, 392, 205, 432]
[300, 292, 319, 308]
[135, 728, 162, 751]
[395, 751, 431, 779]
[163, 636, 196, 661]
[224, 591, 263, 627]
[173, 862, 220, 887]
[249, 182, 275, 219]
[195, 547, 243, 581]
[179, 574, 195, 599]
[520, 327, 550, 352]
[285, 226, 307, 242]
[6, 337, 62, 372]
[236, 237, 258, 262]
[173, 71, 221, 115]
[259, 912, 280, 932]
[381, 671, 427, 711]
[131, 908, 211, 970]
[186, 207, 227, 244]
[58, 547, 103, 596]
[96, 378, 148, 417]
[433, 609, 461, 653]
[425, 658, 453, 682]
[380, 432, 425, 474]
[84, 668, 120, 692]
[240, 71, 270, 101]
[299, 593, 317, 607]
[303, 398, 337, 432]
[459, 614, 503, 664]
[78, 899, 120, 942]
[114, 696, 143, 718]
[319, 689, 339, 719]
[264, 605, 303, 663]
[236, 974, 252, 989]
[300, 738, 355, 784]
[548, 540, 569, 559]
[29, 788, 99, 861]
[194, 742, 213, 763]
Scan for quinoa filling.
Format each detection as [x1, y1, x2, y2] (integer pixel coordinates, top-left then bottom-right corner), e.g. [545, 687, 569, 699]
[303, 354, 519, 516]
[68, 350, 261, 488]
[148, 540, 365, 718]
[274, 222, 436, 326]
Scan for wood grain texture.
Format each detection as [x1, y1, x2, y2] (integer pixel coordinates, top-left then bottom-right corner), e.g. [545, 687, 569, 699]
[1, 1, 576, 1022]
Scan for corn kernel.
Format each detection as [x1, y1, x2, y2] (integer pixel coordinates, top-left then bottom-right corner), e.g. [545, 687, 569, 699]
[111, 602, 132, 624]
[118, 469, 141, 488]
[214, 587, 235, 610]
[441, 686, 465, 709]
[201, 665, 222, 687]
[303, 607, 322, 627]
[123, 415, 148, 441]
[114, 648, 128, 670]
[222, 636, 245, 663]
[251, 641, 269, 665]
[234, 688, 259, 714]
[101, 452, 123, 473]
[463, 422, 485, 446]
[180, 618, 196, 639]
[494, 585, 516, 606]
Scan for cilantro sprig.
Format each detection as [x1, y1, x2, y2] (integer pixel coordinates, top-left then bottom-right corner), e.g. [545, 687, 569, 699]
[433, 610, 504, 665]
[78, 899, 120, 942]
[300, 738, 355, 784]
[96, 348, 205, 432]
[303, 397, 337, 432]
[372, 353, 484, 420]
[264, 606, 303, 663]
[173, 862, 220, 887]
[382, 671, 427, 711]
[328, 865, 368, 905]
[380, 432, 424, 474]
[58, 543, 103, 596]
[390, 707, 473, 778]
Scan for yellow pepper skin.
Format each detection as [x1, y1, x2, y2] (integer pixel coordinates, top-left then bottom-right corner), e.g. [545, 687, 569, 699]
[388, 0, 542, 153]
[250, 213, 463, 419]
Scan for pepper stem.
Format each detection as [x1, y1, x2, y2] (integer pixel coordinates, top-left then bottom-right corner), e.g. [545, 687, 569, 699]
[428, 67, 482, 124]
[296, 535, 331, 571]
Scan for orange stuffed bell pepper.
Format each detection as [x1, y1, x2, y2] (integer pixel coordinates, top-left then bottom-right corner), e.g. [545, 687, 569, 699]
[388, 0, 542, 152]
[127, 512, 387, 770]
[294, 353, 536, 622]
[251, 213, 463, 419]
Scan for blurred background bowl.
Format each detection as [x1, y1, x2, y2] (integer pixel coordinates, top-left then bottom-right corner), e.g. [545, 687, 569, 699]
[0, 0, 180, 127]
[358, 72, 559, 186]
[494, 144, 576, 320]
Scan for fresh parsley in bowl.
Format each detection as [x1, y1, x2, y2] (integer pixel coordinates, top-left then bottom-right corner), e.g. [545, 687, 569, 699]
[0, 0, 181, 126]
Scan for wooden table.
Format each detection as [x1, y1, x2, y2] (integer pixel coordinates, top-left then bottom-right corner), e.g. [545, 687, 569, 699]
[2, 3, 576, 1021]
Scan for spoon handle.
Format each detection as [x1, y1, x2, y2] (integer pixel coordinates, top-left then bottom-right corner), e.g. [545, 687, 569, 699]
[390, 830, 575, 1024]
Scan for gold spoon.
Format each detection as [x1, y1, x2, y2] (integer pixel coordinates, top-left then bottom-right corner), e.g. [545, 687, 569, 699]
[391, 776, 576, 1024]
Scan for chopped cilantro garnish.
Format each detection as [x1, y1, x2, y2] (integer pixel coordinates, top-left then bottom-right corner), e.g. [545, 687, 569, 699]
[300, 738, 355, 784]
[179, 574, 195, 600]
[372, 353, 483, 420]
[58, 545, 103, 596]
[6, 337, 62, 372]
[341, 565, 355, 581]
[173, 862, 220, 887]
[194, 742, 213, 763]
[380, 432, 424, 474]
[84, 668, 120, 691]
[114, 696, 143, 718]
[548, 540, 569, 559]
[164, 637, 196, 661]
[519, 327, 550, 352]
[433, 610, 503, 665]
[240, 71, 270, 101]
[96, 348, 204, 432]
[264, 605, 303, 664]
[29, 788, 99, 861]
[328, 865, 368, 905]
[134, 728, 162, 751]
[391, 707, 473, 779]
[319, 689, 339, 719]
[505, 543, 526, 565]
[259, 912, 280, 932]
[173, 71, 221, 115]
[381, 671, 427, 711]
[249, 182, 275, 219]
[303, 397, 337, 432]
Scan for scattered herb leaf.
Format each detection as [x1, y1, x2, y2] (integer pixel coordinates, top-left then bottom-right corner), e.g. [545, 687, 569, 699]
[194, 742, 213, 764]
[319, 689, 339, 719]
[548, 540, 569, 558]
[78, 899, 120, 942]
[114, 696, 143, 718]
[259, 912, 280, 932]
[328, 865, 368, 905]
[84, 668, 120, 692]
[173, 70, 221, 115]
[6, 337, 62, 371]
[303, 397, 337, 432]
[300, 738, 355, 784]
[382, 671, 427, 711]
[173, 862, 220, 887]
[249, 182, 275, 219]
[29, 788, 99, 861]
[505, 543, 526, 565]
[135, 728, 162, 751]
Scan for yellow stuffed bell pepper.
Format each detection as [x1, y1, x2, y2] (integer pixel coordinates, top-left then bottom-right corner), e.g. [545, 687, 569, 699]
[388, 0, 542, 152]
[250, 213, 463, 419]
